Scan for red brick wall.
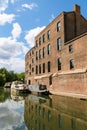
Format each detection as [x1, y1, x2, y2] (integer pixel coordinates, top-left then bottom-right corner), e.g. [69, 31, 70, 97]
[52, 71, 87, 94]
[25, 6, 87, 95]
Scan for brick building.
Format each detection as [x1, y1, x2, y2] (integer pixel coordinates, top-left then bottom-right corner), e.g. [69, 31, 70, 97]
[25, 5, 87, 95]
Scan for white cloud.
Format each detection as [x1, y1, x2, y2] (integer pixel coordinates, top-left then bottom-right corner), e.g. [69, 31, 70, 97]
[49, 14, 55, 23]
[22, 3, 38, 10]
[0, 37, 22, 58]
[0, 37, 28, 72]
[0, 13, 15, 25]
[25, 26, 46, 47]
[11, 23, 22, 39]
[0, 57, 25, 73]
[0, 0, 9, 13]
[9, 58, 25, 72]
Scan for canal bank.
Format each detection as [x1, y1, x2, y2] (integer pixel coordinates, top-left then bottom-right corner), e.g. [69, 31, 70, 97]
[49, 90, 87, 100]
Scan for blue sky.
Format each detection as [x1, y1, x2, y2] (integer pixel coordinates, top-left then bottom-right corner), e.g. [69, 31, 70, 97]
[0, 0, 87, 73]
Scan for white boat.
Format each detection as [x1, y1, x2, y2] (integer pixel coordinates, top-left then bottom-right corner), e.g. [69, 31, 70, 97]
[4, 82, 11, 88]
[28, 84, 49, 95]
[11, 81, 29, 93]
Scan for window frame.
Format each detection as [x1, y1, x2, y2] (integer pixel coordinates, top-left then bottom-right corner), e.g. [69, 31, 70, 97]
[57, 38, 61, 51]
[47, 30, 50, 39]
[47, 44, 50, 55]
[43, 47, 45, 58]
[36, 65, 38, 74]
[43, 63, 45, 73]
[39, 64, 41, 74]
[57, 22, 61, 32]
[36, 40, 38, 47]
[58, 57, 62, 71]
[70, 59, 74, 69]
[36, 51, 38, 60]
[32, 67, 34, 73]
[69, 45, 73, 52]
[43, 34, 46, 43]
[39, 37, 41, 45]
[48, 61, 51, 72]
[39, 49, 42, 59]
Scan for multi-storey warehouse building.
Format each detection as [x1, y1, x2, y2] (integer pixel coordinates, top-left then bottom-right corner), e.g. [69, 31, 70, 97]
[25, 5, 87, 95]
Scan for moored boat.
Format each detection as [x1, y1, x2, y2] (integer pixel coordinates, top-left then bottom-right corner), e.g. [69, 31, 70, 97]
[4, 82, 11, 88]
[28, 84, 49, 95]
[11, 81, 29, 94]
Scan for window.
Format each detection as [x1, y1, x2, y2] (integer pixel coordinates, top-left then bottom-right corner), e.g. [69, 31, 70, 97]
[39, 49, 42, 59]
[36, 65, 38, 74]
[59, 114, 63, 128]
[29, 72, 31, 75]
[39, 64, 41, 74]
[36, 51, 38, 60]
[69, 45, 73, 52]
[28, 80, 31, 85]
[43, 47, 45, 58]
[47, 44, 50, 55]
[43, 34, 46, 43]
[32, 58, 34, 63]
[47, 30, 50, 39]
[71, 119, 76, 130]
[43, 63, 45, 73]
[32, 50, 34, 54]
[70, 59, 74, 69]
[48, 61, 51, 72]
[39, 37, 41, 45]
[36, 40, 38, 47]
[58, 58, 61, 71]
[57, 22, 61, 32]
[57, 38, 61, 51]
[49, 75, 52, 85]
[29, 64, 31, 69]
[48, 110, 51, 121]
[32, 67, 34, 73]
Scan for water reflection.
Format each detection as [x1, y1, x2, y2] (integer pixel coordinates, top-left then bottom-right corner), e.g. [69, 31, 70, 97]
[0, 88, 28, 130]
[0, 88, 87, 130]
[24, 94, 87, 130]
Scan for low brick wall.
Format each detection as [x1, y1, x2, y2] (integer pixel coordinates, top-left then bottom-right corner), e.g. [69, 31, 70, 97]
[52, 71, 87, 94]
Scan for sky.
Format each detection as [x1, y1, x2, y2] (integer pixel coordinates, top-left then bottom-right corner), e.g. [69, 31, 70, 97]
[0, 0, 87, 73]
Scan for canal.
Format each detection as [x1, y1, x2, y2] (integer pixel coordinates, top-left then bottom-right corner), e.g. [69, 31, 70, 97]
[0, 88, 87, 130]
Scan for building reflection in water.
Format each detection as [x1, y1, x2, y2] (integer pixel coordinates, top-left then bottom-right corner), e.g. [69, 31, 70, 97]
[24, 94, 87, 130]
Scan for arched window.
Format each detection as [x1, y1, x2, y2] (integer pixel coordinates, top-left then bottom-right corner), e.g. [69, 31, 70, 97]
[57, 22, 61, 32]
[57, 38, 61, 51]
[47, 44, 50, 55]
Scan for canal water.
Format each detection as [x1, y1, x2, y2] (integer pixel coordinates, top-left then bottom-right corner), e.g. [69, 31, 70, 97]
[0, 88, 87, 130]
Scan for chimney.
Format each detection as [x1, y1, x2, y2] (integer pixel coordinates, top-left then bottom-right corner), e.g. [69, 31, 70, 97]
[74, 4, 80, 14]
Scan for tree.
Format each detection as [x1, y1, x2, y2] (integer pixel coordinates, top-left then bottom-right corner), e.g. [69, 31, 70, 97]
[0, 74, 6, 86]
[0, 67, 25, 86]
[17, 72, 25, 83]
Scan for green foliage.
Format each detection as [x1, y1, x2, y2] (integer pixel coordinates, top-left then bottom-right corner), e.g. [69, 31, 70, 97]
[17, 72, 25, 82]
[0, 68, 25, 86]
[0, 74, 6, 86]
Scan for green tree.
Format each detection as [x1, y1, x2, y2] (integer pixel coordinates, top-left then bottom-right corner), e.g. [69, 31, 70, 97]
[17, 72, 25, 83]
[6, 71, 17, 82]
[0, 67, 25, 86]
[0, 74, 6, 86]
